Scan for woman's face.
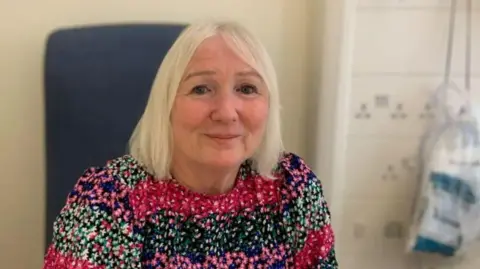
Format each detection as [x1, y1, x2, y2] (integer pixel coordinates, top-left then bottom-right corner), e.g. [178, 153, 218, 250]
[171, 35, 269, 169]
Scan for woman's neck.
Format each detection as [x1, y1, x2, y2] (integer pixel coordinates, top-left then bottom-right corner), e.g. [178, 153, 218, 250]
[170, 160, 240, 195]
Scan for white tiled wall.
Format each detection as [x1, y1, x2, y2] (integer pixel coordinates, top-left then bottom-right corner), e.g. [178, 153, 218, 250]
[335, 0, 480, 268]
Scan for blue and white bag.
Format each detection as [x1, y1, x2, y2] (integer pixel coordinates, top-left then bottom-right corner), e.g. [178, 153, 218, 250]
[406, 0, 480, 256]
[406, 95, 480, 256]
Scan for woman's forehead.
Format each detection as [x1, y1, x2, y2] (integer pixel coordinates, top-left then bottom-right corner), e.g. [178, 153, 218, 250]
[191, 35, 240, 60]
[186, 35, 261, 74]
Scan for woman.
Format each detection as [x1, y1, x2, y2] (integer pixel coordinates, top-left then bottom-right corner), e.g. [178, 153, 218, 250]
[43, 21, 338, 269]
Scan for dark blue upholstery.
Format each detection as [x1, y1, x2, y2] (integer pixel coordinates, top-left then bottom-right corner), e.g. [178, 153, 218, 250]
[44, 24, 185, 246]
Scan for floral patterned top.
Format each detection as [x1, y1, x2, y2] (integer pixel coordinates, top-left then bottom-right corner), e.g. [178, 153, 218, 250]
[43, 152, 338, 269]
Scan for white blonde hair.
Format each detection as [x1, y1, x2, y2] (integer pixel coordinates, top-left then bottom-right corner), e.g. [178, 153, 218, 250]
[128, 20, 284, 179]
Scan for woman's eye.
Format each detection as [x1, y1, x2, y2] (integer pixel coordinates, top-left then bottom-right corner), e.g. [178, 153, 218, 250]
[191, 85, 210, 95]
[237, 84, 258, 95]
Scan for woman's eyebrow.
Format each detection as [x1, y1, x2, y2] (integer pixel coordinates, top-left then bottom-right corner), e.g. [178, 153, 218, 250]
[183, 70, 263, 82]
[183, 70, 216, 81]
[236, 71, 263, 81]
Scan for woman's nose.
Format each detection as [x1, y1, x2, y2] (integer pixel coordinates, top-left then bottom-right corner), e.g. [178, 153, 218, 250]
[210, 89, 239, 123]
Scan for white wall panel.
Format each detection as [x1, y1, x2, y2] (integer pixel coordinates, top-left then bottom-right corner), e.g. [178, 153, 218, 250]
[358, 0, 480, 9]
[328, 0, 480, 267]
[353, 9, 480, 75]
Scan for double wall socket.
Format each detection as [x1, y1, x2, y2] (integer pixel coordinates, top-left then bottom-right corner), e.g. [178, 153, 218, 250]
[347, 77, 480, 137]
[344, 137, 420, 200]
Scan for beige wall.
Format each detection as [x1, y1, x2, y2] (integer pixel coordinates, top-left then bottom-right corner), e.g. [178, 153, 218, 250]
[0, 1, 314, 268]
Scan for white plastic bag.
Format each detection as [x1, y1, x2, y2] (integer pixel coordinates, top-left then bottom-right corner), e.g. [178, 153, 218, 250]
[407, 85, 480, 256]
[407, 0, 480, 257]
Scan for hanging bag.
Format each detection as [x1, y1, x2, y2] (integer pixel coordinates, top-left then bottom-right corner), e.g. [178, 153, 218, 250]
[407, 0, 480, 257]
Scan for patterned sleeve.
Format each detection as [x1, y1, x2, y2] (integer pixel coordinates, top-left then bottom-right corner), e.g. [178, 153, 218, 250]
[43, 166, 144, 269]
[280, 153, 339, 269]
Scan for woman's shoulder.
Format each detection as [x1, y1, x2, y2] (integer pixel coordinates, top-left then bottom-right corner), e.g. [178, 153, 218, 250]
[69, 155, 152, 197]
[274, 152, 325, 198]
[276, 152, 319, 184]
[53, 155, 152, 232]
[104, 154, 152, 187]
[274, 152, 337, 268]
[44, 155, 149, 268]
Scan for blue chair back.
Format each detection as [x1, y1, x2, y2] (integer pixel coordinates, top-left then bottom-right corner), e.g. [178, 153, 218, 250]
[44, 23, 185, 245]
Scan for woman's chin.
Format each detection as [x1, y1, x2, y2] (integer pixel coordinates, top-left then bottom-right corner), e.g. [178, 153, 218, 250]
[202, 150, 246, 168]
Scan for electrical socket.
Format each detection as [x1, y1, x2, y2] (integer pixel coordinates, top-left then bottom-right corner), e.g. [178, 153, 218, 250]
[383, 221, 404, 239]
[344, 138, 420, 200]
[340, 202, 384, 255]
[419, 102, 435, 120]
[354, 103, 372, 119]
[390, 103, 408, 120]
[349, 77, 433, 137]
[340, 199, 413, 260]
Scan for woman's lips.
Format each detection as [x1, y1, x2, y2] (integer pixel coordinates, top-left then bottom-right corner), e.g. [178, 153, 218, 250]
[205, 134, 241, 139]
